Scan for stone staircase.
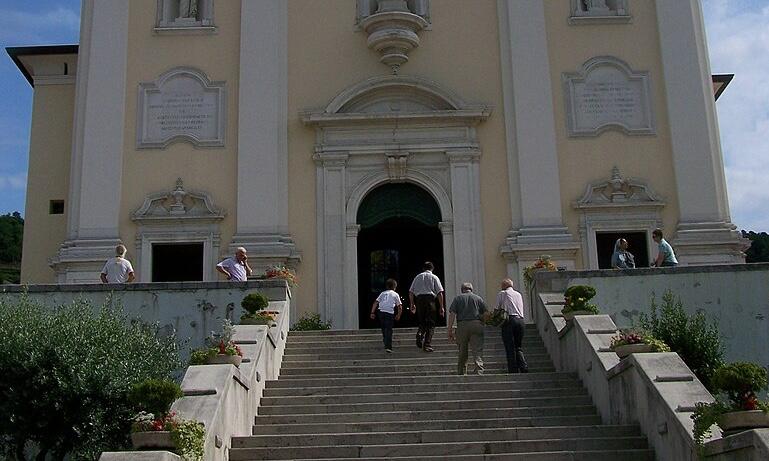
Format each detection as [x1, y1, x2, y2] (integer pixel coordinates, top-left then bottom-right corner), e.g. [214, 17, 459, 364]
[230, 325, 654, 460]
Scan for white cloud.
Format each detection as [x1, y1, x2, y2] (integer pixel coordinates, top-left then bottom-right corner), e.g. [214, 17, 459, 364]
[703, 0, 769, 231]
[0, 6, 80, 45]
[0, 172, 27, 190]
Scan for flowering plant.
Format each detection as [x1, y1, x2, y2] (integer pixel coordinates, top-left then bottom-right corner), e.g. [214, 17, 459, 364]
[189, 319, 242, 365]
[265, 265, 298, 287]
[131, 410, 180, 433]
[523, 255, 557, 291]
[131, 411, 205, 461]
[610, 330, 670, 352]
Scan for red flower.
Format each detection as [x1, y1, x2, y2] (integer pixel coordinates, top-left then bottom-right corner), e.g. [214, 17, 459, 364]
[743, 393, 759, 411]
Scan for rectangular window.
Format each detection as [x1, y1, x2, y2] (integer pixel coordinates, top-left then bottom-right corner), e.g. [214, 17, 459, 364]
[151, 242, 204, 282]
[596, 231, 649, 269]
[49, 200, 65, 215]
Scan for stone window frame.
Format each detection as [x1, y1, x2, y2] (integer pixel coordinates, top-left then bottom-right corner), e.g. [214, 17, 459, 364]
[355, 0, 431, 26]
[569, 0, 632, 25]
[155, 0, 216, 34]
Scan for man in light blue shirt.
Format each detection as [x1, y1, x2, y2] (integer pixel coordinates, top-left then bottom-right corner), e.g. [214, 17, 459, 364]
[652, 229, 678, 267]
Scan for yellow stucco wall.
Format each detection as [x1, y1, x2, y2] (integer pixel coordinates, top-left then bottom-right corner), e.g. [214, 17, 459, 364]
[20, 83, 75, 282]
[544, 1, 680, 266]
[120, 0, 242, 280]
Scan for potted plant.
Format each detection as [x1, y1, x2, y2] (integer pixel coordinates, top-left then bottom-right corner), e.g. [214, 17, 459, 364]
[240, 292, 274, 325]
[561, 285, 600, 320]
[131, 411, 205, 460]
[128, 378, 183, 451]
[189, 319, 243, 367]
[692, 362, 769, 446]
[610, 330, 670, 358]
[265, 265, 299, 287]
[523, 255, 557, 292]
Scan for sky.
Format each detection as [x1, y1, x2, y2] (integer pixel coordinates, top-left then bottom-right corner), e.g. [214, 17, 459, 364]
[0, 1, 768, 231]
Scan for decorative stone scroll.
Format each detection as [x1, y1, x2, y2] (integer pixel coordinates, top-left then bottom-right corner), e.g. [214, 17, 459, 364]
[137, 67, 225, 148]
[563, 57, 654, 137]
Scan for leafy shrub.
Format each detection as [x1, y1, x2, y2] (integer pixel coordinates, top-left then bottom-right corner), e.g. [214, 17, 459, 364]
[562, 285, 599, 314]
[290, 312, 332, 331]
[128, 379, 183, 417]
[638, 290, 724, 390]
[0, 296, 181, 460]
[241, 292, 269, 316]
[610, 330, 670, 352]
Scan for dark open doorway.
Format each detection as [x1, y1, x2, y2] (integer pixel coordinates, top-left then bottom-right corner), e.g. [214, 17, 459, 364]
[596, 231, 649, 269]
[152, 242, 204, 282]
[357, 183, 444, 329]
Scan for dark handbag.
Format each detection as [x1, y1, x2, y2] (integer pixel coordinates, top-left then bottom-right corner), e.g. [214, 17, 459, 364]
[487, 307, 509, 327]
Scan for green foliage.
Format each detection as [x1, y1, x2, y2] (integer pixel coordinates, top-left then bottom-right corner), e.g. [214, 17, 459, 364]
[170, 419, 205, 461]
[609, 330, 671, 352]
[0, 296, 181, 459]
[742, 230, 769, 263]
[290, 312, 332, 331]
[128, 379, 183, 417]
[711, 362, 768, 408]
[0, 212, 23, 264]
[241, 292, 269, 315]
[189, 348, 215, 365]
[562, 285, 599, 314]
[692, 400, 730, 446]
[638, 290, 724, 391]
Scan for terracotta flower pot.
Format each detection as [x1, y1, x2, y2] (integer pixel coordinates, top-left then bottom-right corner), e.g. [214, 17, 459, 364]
[613, 343, 654, 358]
[562, 310, 595, 321]
[131, 431, 174, 450]
[206, 353, 242, 367]
[718, 410, 769, 432]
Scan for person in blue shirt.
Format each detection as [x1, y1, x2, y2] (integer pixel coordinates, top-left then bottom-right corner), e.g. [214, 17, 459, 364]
[652, 228, 678, 267]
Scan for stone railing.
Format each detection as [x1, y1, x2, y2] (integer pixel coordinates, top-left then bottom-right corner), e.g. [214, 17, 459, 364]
[532, 287, 713, 461]
[703, 428, 769, 460]
[100, 294, 292, 460]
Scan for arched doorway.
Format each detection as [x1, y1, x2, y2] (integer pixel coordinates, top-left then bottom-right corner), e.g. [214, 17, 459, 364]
[357, 183, 445, 329]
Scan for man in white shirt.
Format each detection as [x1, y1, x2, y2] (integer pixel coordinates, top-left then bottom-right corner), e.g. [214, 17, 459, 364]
[408, 261, 445, 352]
[370, 278, 403, 352]
[496, 278, 528, 373]
[100, 244, 135, 284]
[216, 247, 252, 281]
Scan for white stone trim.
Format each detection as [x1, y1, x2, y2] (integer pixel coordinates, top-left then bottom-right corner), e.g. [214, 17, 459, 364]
[137, 67, 226, 149]
[33, 75, 76, 86]
[155, 0, 215, 30]
[230, 0, 299, 269]
[569, 0, 631, 25]
[562, 56, 655, 137]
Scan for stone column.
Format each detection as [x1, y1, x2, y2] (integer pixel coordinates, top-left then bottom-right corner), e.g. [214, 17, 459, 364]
[655, 0, 747, 264]
[447, 150, 486, 300]
[51, 0, 130, 282]
[230, 0, 300, 271]
[315, 154, 349, 329]
[497, 0, 579, 277]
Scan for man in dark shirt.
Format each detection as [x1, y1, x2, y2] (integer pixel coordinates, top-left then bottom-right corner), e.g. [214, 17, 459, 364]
[447, 282, 488, 375]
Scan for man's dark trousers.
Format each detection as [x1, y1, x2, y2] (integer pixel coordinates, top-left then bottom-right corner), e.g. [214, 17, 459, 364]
[415, 294, 437, 348]
[501, 316, 528, 372]
[378, 311, 394, 350]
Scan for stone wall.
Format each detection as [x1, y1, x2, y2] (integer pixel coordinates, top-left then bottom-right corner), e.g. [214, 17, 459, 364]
[0, 280, 291, 360]
[535, 263, 769, 379]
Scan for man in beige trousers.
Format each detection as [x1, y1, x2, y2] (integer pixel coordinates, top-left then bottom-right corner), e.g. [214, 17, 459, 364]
[447, 282, 488, 375]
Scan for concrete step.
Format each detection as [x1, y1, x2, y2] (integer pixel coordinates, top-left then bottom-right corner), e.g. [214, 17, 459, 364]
[254, 405, 599, 425]
[274, 368, 557, 380]
[260, 387, 586, 406]
[287, 325, 540, 337]
[228, 436, 649, 460]
[279, 360, 553, 375]
[251, 414, 604, 435]
[239, 450, 654, 461]
[267, 371, 577, 388]
[285, 337, 543, 347]
[281, 353, 550, 366]
[281, 347, 549, 361]
[257, 395, 593, 415]
[262, 377, 583, 397]
[235, 424, 642, 448]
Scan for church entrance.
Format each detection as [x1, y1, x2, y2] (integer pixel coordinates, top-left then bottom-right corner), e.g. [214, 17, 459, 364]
[357, 184, 444, 329]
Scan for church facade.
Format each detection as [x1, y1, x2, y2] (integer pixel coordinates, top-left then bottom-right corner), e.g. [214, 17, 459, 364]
[9, 0, 747, 328]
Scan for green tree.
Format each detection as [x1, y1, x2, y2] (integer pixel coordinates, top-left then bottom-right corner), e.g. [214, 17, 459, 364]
[0, 297, 181, 460]
[742, 230, 769, 263]
[0, 212, 23, 264]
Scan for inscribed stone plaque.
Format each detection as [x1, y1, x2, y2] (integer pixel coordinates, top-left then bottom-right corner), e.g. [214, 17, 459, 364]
[138, 67, 225, 148]
[563, 57, 654, 137]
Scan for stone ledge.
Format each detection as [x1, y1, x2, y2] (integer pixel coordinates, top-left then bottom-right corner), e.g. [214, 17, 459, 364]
[1, 279, 289, 293]
[535, 263, 769, 284]
[704, 428, 769, 460]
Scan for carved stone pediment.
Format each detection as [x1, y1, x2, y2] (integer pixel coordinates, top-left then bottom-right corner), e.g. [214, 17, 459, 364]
[132, 178, 225, 223]
[575, 167, 664, 209]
